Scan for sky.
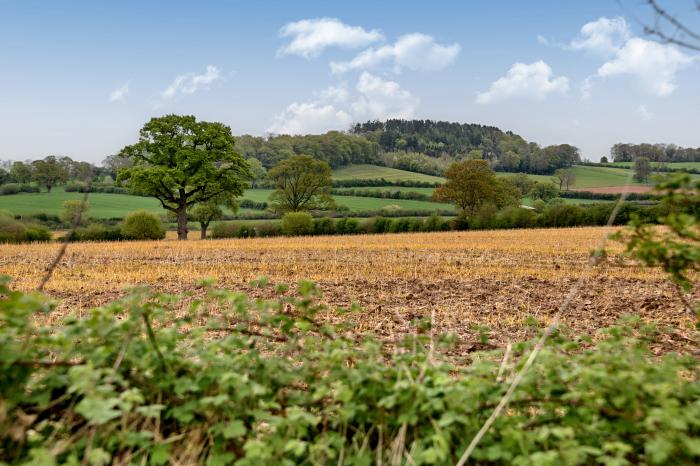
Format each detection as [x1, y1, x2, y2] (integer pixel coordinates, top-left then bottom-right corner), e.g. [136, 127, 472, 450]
[1, 0, 699, 163]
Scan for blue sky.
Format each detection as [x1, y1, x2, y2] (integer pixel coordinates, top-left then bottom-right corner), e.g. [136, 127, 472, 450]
[1, 0, 699, 163]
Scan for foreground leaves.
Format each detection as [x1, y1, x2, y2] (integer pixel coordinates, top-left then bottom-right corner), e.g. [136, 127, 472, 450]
[0, 278, 698, 465]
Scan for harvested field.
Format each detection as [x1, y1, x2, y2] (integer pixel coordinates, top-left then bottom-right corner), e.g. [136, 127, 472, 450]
[1, 228, 696, 354]
[571, 185, 653, 194]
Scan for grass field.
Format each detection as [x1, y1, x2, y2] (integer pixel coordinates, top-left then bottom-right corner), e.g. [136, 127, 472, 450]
[0, 188, 164, 218]
[0, 228, 693, 352]
[332, 164, 445, 182]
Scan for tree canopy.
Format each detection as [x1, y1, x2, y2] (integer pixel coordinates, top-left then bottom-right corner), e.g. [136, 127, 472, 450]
[268, 155, 335, 213]
[432, 160, 518, 217]
[117, 114, 252, 240]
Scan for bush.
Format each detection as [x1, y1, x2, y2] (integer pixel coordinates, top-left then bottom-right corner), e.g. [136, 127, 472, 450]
[312, 217, 335, 235]
[0, 183, 20, 195]
[19, 184, 40, 193]
[492, 206, 537, 229]
[0, 213, 51, 243]
[369, 216, 392, 233]
[255, 221, 281, 237]
[1, 281, 699, 465]
[281, 212, 313, 236]
[335, 217, 360, 234]
[120, 210, 165, 240]
[66, 224, 123, 242]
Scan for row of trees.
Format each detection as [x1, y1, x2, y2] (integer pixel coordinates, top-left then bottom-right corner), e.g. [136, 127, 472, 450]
[610, 143, 700, 163]
[0, 156, 104, 192]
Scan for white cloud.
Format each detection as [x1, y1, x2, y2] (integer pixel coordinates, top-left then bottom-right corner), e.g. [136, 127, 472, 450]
[278, 18, 382, 59]
[475, 61, 569, 104]
[267, 72, 417, 134]
[161, 65, 221, 99]
[109, 82, 129, 103]
[330, 33, 460, 74]
[638, 104, 653, 121]
[317, 83, 350, 103]
[570, 16, 630, 57]
[267, 102, 352, 135]
[351, 72, 418, 119]
[596, 38, 694, 96]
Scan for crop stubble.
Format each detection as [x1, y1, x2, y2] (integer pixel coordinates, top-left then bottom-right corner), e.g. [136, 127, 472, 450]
[1, 227, 696, 353]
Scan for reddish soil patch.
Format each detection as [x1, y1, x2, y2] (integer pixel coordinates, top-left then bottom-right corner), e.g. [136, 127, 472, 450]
[572, 186, 653, 194]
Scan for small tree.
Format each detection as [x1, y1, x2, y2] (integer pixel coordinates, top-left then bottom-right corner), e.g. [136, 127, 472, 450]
[31, 156, 68, 192]
[268, 155, 335, 213]
[10, 162, 33, 184]
[432, 160, 498, 217]
[120, 210, 166, 240]
[554, 168, 576, 191]
[529, 181, 560, 202]
[600, 156, 609, 164]
[633, 157, 652, 183]
[117, 115, 252, 240]
[190, 202, 225, 239]
[509, 173, 535, 197]
[59, 200, 90, 226]
[247, 157, 267, 188]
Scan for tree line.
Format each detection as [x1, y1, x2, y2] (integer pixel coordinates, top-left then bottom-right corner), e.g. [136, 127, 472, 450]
[610, 143, 700, 163]
[352, 119, 582, 174]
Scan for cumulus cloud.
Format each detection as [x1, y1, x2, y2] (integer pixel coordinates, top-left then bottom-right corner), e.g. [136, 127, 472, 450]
[569, 16, 630, 57]
[475, 61, 569, 104]
[596, 37, 694, 96]
[638, 104, 653, 121]
[267, 102, 352, 135]
[351, 72, 418, 119]
[109, 82, 129, 103]
[267, 73, 417, 134]
[161, 65, 221, 99]
[317, 83, 350, 103]
[330, 33, 460, 74]
[278, 18, 382, 59]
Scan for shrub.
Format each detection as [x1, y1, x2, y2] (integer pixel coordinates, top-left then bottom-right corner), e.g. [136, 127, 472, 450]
[423, 213, 449, 232]
[59, 200, 90, 225]
[281, 212, 313, 236]
[211, 222, 238, 239]
[120, 210, 165, 240]
[255, 221, 281, 237]
[0, 214, 51, 243]
[369, 216, 392, 233]
[67, 224, 123, 242]
[312, 217, 335, 235]
[1, 281, 699, 465]
[492, 206, 537, 229]
[335, 217, 359, 234]
[0, 183, 20, 195]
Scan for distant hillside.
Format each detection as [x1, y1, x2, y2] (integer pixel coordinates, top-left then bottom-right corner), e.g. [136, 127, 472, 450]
[237, 119, 582, 176]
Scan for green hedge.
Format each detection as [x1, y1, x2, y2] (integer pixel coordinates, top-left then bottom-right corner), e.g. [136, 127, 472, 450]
[1, 278, 698, 465]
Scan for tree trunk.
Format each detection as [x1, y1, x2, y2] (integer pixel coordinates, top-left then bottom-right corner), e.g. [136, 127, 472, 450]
[46, 184, 52, 193]
[176, 205, 188, 240]
[200, 222, 208, 240]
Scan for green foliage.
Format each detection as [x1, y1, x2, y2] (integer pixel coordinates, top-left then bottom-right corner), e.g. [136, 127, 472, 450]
[189, 202, 225, 239]
[281, 212, 313, 236]
[529, 181, 560, 202]
[0, 211, 51, 243]
[633, 157, 652, 183]
[31, 155, 69, 192]
[268, 155, 335, 213]
[65, 224, 123, 242]
[118, 114, 252, 239]
[614, 174, 699, 322]
[0, 279, 698, 465]
[59, 199, 90, 225]
[120, 210, 165, 240]
[433, 160, 501, 217]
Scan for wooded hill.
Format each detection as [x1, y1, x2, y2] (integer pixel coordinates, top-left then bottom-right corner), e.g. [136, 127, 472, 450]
[235, 119, 581, 175]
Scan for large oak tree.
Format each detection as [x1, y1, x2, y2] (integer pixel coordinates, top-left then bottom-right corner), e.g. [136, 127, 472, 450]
[117, 114, 251, 240]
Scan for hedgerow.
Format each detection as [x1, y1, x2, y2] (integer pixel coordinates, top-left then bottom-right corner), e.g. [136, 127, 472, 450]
[0, 277, 698, 465]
